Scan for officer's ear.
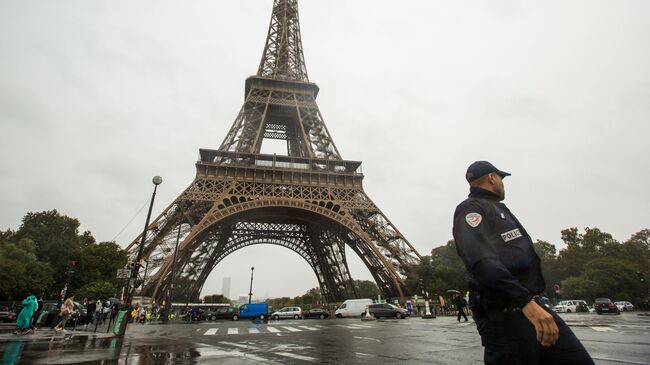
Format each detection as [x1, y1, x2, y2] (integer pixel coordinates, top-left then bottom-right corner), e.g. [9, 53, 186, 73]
[487, 173, 496, 185]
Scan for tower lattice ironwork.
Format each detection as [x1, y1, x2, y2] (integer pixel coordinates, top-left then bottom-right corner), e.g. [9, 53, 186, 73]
[126, 0, 421, 304]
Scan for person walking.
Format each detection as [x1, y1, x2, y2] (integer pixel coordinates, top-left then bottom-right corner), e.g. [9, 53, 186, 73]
[84, 298, 96, 330]
[14, 294, 37, 335]
[54, 296, 75, 333]
[29, 294, 44, 332]
[454, 294, 468, 322]
[452, 161, 594, 365]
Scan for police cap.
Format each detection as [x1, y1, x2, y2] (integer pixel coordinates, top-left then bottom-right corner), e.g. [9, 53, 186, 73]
[465, 161, 511, 183]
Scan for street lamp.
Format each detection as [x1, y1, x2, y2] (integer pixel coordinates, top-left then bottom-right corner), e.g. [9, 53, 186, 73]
[120, 176, 162, 336]
[248, 267, 255, 304]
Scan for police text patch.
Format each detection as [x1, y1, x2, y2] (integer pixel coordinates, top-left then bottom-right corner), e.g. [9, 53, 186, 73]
[501, 228, 522, 242]
[465, 213, 482, 227]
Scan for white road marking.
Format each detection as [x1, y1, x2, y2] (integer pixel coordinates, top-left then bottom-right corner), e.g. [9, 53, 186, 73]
[591, 357, 650, 365]
[353, 336, 381, 342]
[297, 326, 318, 331]
[228, 328, 239, 335]
[276, 352, 317, 362]
[591, 326, 618, 332]
[219, 341, 249, 349]
[248, 327, 260, 334]
[266, 327, 281, 333]
[282, 326, 302, 332]
[204, 328, 218, 335]
[354, 324, 374, 328]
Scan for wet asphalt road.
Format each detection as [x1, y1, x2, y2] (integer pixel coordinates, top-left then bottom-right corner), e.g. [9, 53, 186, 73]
[1, 312, 649, 364]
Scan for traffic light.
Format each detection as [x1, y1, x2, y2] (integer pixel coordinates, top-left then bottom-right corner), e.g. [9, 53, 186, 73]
[68, 260, 77, 269]
[637, 272, 647, 283]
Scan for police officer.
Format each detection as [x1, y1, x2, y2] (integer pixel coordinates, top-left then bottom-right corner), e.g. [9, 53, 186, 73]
[452, 161, 593, 365]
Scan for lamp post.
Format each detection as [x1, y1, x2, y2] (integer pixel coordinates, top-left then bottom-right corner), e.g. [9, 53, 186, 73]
[119, 176, 162, 336]
[248, 267, 255, 304]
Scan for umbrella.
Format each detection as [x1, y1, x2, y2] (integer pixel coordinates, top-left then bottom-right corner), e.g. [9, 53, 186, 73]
[446, 289, 461, 295]
[107, 297, 121, 304]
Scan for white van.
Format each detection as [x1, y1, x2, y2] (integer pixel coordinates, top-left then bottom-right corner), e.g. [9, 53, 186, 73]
[335, 299, 373, 318]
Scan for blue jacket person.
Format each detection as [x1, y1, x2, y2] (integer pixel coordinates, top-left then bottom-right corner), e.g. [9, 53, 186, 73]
[452, 161, 593, 365]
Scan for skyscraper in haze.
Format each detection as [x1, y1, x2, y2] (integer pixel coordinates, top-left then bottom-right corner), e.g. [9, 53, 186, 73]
[222, 277, 231, 299]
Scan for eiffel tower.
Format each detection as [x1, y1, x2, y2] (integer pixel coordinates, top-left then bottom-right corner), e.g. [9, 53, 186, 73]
[126, 0, 421, 304]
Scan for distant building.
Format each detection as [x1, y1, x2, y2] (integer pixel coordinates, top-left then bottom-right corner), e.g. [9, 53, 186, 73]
[222, 277, 231, 299]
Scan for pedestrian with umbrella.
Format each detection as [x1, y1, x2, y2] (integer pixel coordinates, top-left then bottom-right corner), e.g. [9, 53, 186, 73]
[449, 290, 469, 322]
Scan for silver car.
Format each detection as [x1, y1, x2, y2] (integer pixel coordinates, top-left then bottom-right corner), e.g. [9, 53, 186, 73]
[614, 301, 634, 311]
[271, 306, 302, 320]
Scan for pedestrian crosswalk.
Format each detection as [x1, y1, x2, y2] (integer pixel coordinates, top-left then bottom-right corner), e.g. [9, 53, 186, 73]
[203, 323, 375, 336]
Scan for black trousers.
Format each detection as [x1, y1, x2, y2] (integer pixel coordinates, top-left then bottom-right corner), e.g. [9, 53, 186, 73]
[474, 309, 594, 365]
[457, 307, 468, 321]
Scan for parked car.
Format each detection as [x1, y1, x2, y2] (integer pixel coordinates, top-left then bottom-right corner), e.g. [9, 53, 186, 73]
[205, 306, 240, 321]
[368, 303, 409, 319]
[271, 306, 302, 320]
[335, 299, 373, 318]
[238, 303, 268, 320]
[594, 298, 620, 315]
[553, 300, 588, 313]
[614, 301, 635, 312]
[0, 307, 17, 323]
[301, 308, 330, 319]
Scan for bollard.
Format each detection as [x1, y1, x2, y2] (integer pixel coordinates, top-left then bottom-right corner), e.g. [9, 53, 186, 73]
[422, 300, 435, 319]
[361, 305, 374, 321]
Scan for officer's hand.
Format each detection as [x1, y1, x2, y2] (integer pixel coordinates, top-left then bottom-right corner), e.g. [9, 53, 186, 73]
[522, 300, 559, 347]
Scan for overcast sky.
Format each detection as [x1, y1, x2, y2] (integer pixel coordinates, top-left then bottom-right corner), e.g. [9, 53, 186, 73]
[1, 0, 649, 300]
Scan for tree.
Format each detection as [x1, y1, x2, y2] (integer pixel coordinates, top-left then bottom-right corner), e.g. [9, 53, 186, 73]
[426, 240, 469, 297]
[533, 240, 560, 297]
[353, 280, 380, 299]
[0, 237, 54, 300]
[562, 258, 646, 303]
[14, 210, 83, 291]
[76, 281, 119, 300]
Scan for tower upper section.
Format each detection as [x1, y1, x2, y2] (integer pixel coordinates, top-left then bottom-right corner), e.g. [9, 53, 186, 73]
[257, 0, 309, 82]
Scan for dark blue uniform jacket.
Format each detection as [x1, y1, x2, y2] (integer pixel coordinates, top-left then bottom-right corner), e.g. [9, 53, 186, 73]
[453, 187, 545, 310]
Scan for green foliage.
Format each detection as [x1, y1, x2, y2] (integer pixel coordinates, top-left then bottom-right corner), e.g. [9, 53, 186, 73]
[0, 237, 54, 300]
[562, 258, 646, 302]
[353, 280, 380, 299]
[0, 210, 128, 301]
[417, 241, 469, 298]
[76, 281, 119, 300]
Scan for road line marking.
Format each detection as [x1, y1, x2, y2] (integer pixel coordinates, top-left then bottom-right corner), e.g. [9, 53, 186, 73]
[346, 324, 368, 328]
[266, 327, 281, 333]
[297, 326, 318, 331]
[282, 326, 302, 332]
[195, 328, 201, 332]
[228, 328, 239, 335]
[219, 341, 249, 349]
[354, 336, 381, 342]
[248, 327, 260, 334]
[591, 357, 650, 365]
[590, 326, 618, 332]
[204, 328, 218, 335]
[276, 352, 317, 362]
[354, 324, 373, 328]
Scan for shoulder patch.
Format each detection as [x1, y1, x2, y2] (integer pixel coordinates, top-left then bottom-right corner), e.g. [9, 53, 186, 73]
[465, 212, 483, 227]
